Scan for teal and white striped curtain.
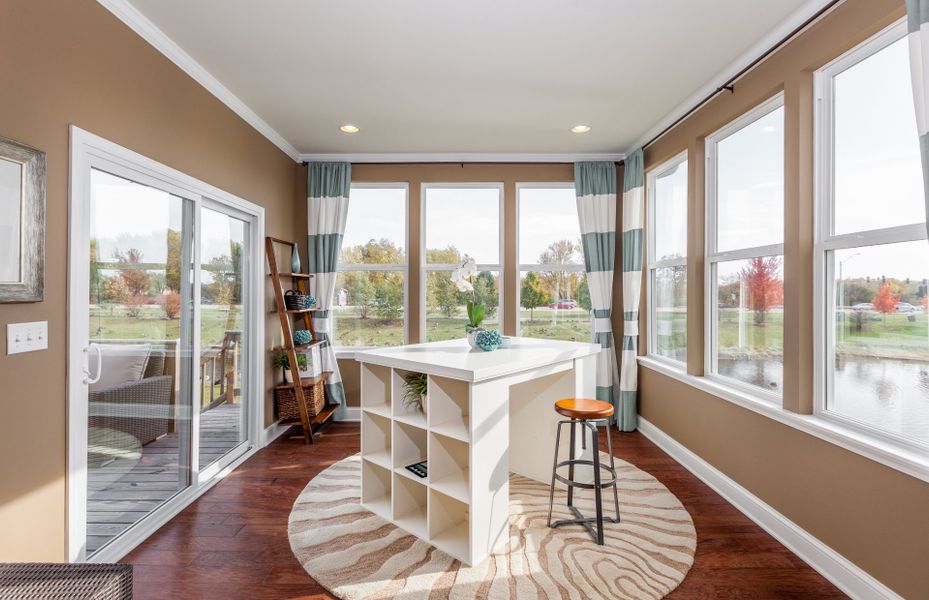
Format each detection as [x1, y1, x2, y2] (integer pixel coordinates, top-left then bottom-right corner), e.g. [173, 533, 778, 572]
[906, 0, 929, 238]
[574, 162, 620, 424]
[620, 149, 644, 431]
[307, 162, 351, 420]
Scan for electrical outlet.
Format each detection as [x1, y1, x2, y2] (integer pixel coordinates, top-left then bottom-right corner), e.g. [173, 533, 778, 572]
[7, 321, 48, 354]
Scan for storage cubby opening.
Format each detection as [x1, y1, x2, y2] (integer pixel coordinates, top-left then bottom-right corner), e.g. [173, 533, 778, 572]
[393, 474, 428, 537]
[428, 375, 470, 441]
[392, 368, 427, 428]
[361, 461, 391, 519]
[361, 363, 392, 416]
[361, 412, 391, 468]
[429, 489, 470, 560]
[393, 421, 428, 474]
[428, 433, 469, 504]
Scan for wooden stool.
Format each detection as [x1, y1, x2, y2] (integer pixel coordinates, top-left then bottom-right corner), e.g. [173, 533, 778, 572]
[547, 398, 621, 545]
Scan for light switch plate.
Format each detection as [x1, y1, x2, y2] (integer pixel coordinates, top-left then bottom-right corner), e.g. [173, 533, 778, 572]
[7, 321, 48, 354]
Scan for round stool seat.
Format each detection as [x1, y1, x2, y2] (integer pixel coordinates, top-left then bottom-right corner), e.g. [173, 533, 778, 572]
[554, 398, 614, 420]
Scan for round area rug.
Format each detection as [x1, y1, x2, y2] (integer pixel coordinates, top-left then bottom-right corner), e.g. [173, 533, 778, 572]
[288, 453, 696, 599]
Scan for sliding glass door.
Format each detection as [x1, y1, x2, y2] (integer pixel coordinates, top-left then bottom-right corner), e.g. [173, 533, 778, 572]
[69, 128, 263, 562]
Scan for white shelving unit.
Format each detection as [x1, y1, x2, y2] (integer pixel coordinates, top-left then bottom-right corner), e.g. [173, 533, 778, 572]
[357, 337, 600, 566]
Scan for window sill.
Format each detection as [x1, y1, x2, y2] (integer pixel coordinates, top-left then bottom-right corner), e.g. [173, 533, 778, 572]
[637, 355, 929, 484]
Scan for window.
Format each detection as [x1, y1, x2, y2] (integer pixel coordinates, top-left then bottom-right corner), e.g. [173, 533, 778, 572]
[423, 184, 502, 342]
[516, 184, 589, 341]
[706, 95, 785, 397]
[816, 22, 929, 448]
[647, 152, 688, 363]
[334, 184, 408, 347]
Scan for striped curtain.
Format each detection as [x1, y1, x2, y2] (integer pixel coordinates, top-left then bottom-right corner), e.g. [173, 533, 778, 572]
[619, 149, 644, 432]
[907, 0, 929, 239]
[574, 162, 620, 424]
[307, 162, 351, 420]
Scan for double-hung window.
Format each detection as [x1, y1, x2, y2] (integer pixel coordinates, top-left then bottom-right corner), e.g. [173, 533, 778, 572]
[334, 184, 408, 348]
[423, 184, 503, 342]
[815, 21, 929, 448]
[647, 152, 688, 363]
[706, 94, 785, 398]
[516, 184, 589, 341]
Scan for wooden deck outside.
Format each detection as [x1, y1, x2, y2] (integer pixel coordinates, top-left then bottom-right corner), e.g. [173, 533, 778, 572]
[86, 403, 244, 554]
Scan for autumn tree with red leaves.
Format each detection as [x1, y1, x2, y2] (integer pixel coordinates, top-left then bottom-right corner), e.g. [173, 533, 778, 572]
[872, 283, 899, 321]
[740, 256, 784, 325]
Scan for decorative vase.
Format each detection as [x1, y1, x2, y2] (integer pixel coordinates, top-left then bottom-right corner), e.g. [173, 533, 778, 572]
[283, 368, 294, 384]
[291, 246, 301, 274]
[419, 394, 427, 418]
[467, 328, 483, 349]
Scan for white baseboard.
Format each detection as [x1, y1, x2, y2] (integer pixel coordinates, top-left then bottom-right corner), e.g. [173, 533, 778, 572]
[262, 420, 295, 446]
[337, 406, 361, 422]
[636, 417, 901, 600]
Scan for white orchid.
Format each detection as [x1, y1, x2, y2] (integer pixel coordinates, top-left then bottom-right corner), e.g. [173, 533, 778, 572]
[451, 256, 477, 293]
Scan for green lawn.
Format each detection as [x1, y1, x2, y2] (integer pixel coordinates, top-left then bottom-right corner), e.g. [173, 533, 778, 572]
[89, 304, 241, 348]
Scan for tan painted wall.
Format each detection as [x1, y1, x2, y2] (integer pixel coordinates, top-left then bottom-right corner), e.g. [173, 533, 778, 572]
[0, 0, 300, 561]
[637, 0, 929, 596]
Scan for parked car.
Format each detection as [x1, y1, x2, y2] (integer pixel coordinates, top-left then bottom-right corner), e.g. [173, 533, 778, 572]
[896, 302, 919, 313]
[548, 299, 577, 310]
[851, 302, 874, 312]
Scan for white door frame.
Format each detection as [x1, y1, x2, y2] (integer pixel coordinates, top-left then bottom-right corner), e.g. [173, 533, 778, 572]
[67, 126, 265, 562]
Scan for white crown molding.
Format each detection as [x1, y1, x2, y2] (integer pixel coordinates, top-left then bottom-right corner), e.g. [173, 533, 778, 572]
[96, 0, 301, 161]
[626, 0, 841, 153]
[298, 152, 625, 164]
[637, 417, 903, 600]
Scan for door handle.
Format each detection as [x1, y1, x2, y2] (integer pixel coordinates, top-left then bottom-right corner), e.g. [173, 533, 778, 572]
[83, 344, 102, 385]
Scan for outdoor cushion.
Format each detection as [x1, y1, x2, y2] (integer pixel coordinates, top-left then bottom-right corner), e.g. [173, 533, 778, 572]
[88, 343, 152, 393]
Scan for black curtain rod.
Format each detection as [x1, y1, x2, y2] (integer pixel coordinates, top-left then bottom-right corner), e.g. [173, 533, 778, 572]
[638, 0, 845, 153]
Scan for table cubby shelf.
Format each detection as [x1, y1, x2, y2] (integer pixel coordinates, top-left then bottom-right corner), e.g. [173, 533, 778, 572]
[359, 363, 474, 564]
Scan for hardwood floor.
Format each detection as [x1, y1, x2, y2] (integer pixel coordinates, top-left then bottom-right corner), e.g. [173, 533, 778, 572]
[123, 422, 846, 599]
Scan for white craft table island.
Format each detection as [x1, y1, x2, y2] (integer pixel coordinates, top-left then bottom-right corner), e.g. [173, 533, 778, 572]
[355, 336, 600, 566]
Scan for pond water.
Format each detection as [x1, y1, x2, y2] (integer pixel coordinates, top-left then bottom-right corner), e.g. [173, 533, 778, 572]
[719, 356, 929, 445]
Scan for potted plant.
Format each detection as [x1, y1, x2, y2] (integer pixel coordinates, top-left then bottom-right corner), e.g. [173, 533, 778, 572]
[274, 352, 307, 383]
[451, 255, 485, 348]
[402, 372, 428, 415]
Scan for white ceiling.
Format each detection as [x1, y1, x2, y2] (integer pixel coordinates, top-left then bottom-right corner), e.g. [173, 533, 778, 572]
[122, 0, 823, 159]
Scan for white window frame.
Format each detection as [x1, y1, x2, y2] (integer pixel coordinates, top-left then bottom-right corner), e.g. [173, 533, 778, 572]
[813, 18, 929, 453]
[421, 182, 505, 339]
[646, 151, 688, 366]
[705, 92, 785, 403]
[333, 182, 410, 351]
[514, 182, 586, 337]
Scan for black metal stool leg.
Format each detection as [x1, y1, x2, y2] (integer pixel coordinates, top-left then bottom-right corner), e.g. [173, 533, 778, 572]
[566, 419, 577, 508]
[590, 423, 604, 545]
[604, 419, 621, 523]
[547, 421, 564, 527]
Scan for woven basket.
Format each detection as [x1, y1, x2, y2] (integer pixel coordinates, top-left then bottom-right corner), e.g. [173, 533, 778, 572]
[275, 379, 325, 420]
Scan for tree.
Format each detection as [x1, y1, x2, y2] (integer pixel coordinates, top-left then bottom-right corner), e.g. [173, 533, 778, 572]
[342, 271, 376, 318]
[374, 274, 404, 322]
[520, 272, 550, 321]
[473, 271, 498, 318]
[873, 283, 899, 321]
[430, 273, 460, 318]
[740, 256, 783, 325]
[162, 291, 181, 319]
[89, 240, 104, 304]
[577, 276, 592, 314]
[539, 239, 580, 301]
[166, 229, 182, 292]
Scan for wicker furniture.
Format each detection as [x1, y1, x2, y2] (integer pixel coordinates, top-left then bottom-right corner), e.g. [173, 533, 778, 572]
[88, 350, 172, 447]
[0, 563, 132, 599]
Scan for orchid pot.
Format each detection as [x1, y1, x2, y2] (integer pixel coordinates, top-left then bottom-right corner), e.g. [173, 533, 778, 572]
[452, 255, 487, 348]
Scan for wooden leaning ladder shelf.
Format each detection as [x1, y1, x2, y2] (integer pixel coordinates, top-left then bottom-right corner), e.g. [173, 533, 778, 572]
[266, 236, 336, 444]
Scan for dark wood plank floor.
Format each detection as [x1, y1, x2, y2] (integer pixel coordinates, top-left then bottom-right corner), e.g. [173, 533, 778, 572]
[123, 422, 846, 599]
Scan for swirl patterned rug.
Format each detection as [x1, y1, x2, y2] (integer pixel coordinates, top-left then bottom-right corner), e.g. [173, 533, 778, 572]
[288, 453, 696, 600]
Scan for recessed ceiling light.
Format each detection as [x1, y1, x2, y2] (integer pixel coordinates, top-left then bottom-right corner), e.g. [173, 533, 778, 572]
[340, 124, 359, 134]
[571, 125, 591, 134]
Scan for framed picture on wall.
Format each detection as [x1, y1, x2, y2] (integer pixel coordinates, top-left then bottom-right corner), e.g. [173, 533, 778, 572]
[0, 135, 45, 302]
